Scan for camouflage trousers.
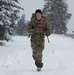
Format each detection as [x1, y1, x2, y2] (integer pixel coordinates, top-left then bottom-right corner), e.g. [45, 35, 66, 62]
[30, 37, 44, 68]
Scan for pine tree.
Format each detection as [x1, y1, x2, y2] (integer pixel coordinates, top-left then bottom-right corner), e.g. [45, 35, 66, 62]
[43, 0, 71, 34]
[16, 14, 27, 36]
[0, 0, 23, 41]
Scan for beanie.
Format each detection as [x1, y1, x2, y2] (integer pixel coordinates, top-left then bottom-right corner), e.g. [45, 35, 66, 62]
[35, 9, 42, 15]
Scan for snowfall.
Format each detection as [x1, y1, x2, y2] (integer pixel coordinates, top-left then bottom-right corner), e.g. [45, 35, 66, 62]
[0, 34, 74, 75]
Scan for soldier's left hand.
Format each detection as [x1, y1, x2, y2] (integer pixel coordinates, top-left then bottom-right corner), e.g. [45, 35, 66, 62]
[44, 32, 50, 36]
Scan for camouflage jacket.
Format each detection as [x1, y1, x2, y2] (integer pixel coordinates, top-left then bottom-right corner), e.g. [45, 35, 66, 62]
[27, 14, 51, 38]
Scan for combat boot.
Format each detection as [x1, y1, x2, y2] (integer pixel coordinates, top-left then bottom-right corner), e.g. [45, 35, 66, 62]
[37, 67, 41, 71]
[35, 61, 43, 71]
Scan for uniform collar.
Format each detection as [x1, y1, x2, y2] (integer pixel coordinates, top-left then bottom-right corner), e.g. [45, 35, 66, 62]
[34, 18, 43, 23]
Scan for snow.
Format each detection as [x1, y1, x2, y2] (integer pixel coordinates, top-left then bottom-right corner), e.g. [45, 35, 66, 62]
[0, 21, 3, 25]
[0, 34, 74, 75]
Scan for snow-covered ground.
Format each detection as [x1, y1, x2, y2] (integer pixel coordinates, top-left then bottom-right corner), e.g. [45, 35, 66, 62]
[0, 34, 74, 75]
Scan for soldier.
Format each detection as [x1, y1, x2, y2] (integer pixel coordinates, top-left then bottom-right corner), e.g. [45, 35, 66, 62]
[27, 9, 51, 71]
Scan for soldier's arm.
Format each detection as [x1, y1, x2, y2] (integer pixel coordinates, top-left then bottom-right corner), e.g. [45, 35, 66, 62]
[27, 21, 32, 33]
[44, 20, 51, 36]
[27, 21, 36, 35]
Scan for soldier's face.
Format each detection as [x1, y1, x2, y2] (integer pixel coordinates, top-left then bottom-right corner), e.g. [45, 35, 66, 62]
[36, 13, 42, 20]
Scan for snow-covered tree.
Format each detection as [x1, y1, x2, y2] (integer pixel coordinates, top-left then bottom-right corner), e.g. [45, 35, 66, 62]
[43, 0, 71, 34]
[0, 0, 23, 41]
[16, 14, 27, 36]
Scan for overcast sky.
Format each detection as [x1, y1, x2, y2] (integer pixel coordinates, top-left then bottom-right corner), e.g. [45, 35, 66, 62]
[18, 0, 44, 20]
[66, 0, 74, 33]
[18, 0, 74, 34]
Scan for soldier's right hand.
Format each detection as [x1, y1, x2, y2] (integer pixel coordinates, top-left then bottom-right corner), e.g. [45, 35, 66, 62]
[30, 29, 37, 35]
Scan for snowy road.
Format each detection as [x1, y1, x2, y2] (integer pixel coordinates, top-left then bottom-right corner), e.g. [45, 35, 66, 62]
[0, 34, 74, 75]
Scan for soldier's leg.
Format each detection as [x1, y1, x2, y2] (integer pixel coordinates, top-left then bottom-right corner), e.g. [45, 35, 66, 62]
[31, 38, 44, 68]
[31, 41, 37, 61]
[33, 43, 44, 68]
[34, 50, 43, 68]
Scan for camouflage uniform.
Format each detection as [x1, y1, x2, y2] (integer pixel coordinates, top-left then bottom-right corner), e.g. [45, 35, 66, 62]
[27, 14, 50, 68]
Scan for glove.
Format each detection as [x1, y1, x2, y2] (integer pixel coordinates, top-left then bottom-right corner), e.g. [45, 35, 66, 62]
[44, 32, 50, 36]
[30, 29, 37, 35]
